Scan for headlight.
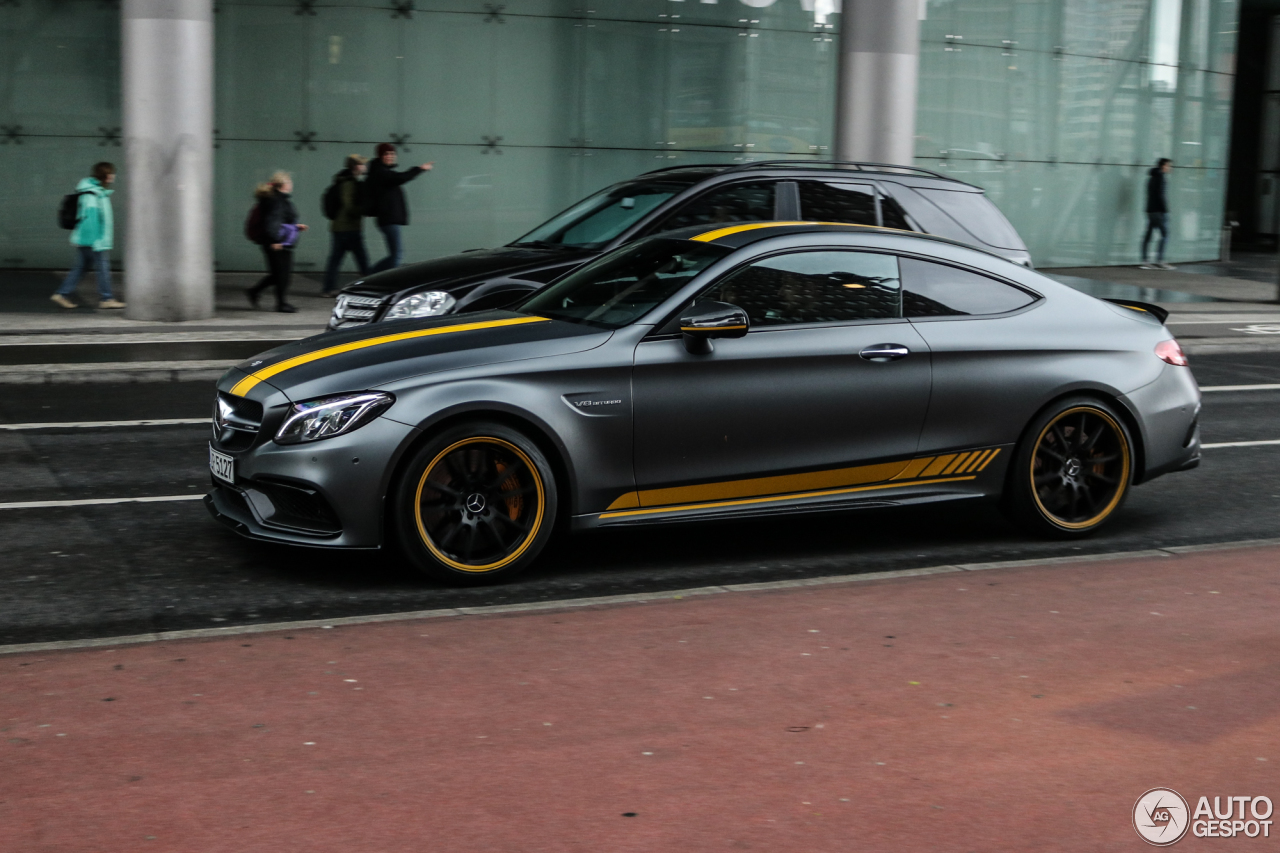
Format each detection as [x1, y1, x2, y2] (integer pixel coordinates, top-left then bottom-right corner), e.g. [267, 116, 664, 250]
[274, 392, 394, 445]
[384, 291, 457, 320]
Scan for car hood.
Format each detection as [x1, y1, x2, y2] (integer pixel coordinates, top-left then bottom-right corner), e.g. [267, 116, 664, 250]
[218, 311, 611, 405]
[346, 246, 593, 295]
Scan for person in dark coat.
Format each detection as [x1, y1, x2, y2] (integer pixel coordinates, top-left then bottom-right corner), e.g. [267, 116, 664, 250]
[247, 171, 308, 313]
[1141, 158, 1173, 270]
[366, 142, 433, 273]
[323, 154, 371, 295]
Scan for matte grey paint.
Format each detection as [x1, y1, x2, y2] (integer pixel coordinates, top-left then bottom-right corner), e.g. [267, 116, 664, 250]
[211, 227, 1201, 550]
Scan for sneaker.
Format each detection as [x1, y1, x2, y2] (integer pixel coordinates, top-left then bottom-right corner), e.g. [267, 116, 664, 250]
[50, 293, 77, 309]
[1158, 262, 1176, 270]
[1139, 264, 1160, 270]
[276, 303, 298, 314]
[98, 299, 126, 309]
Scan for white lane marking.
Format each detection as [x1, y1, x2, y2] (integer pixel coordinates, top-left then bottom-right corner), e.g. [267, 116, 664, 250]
[1201, 439, 1280, 449]
[0, 418, 209, 430]
[0, 494, 206, 510]
[1200, 384, 1280, 392]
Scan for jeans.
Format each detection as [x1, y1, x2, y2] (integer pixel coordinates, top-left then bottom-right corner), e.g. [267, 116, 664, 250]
[369, 223, 403, 274]
[57, 246, 114, 299]
[1142, 212, 1169, 262]
[248, 246, 294, 307]
[324, 231, 370, 293]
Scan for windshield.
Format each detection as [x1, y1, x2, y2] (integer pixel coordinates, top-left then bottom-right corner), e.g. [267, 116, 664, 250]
[511, 180, 697, 250]
[519, 238, 731, 329]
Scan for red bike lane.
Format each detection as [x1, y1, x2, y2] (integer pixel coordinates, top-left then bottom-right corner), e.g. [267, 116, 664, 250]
[3, 544, 1279, 852]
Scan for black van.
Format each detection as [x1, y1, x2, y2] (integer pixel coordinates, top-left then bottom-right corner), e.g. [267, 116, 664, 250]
[328, 160, 1032, 330]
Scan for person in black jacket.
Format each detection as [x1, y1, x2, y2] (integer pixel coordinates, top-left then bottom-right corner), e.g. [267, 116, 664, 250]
[247, 172, 308, 313]
[367, 143, 433, 273]
[1141, 158, 1173, 270]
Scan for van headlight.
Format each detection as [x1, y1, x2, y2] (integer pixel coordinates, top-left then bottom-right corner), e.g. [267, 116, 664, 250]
[385, 291, 457, 320]
[274, 392, 394, 444]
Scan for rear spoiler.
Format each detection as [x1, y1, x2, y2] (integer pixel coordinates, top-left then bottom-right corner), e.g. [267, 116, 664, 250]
[1103, 299, 1169, 324]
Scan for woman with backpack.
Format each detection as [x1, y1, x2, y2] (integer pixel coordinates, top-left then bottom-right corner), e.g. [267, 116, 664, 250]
[246, 171, 308, 313]
[51, 162, 125, 309]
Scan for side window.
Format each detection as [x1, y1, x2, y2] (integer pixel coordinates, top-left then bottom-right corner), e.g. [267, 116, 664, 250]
[900, 257, 1037, 317]
[652, 181, 776, 233]
[702, 251, 901, 328]
[797, 181, 878, 226]
[879, 193, 912, 230]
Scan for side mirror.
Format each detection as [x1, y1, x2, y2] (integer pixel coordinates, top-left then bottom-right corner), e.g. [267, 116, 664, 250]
[680, 301, 749, 354]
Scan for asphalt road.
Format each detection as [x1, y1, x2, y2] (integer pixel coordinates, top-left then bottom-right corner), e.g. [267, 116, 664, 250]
[1, 354, 1277, 647]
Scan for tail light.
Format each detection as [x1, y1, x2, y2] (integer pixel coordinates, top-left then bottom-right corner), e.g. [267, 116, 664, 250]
[1155, 339, 1188, 366]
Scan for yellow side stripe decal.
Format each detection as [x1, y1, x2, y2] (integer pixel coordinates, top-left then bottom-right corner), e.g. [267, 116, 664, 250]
[689, 220, 896, 243]
[601, 447, 1009, 520]
[600, 476, 978, 519]
[229, 316, 550, 396]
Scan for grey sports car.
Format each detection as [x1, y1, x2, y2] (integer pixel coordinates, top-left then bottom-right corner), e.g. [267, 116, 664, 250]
[207, 222, 1201, 582]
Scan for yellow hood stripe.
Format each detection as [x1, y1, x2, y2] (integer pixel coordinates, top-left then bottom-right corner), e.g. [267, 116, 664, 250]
[690, 220, 898, 243]
[229, 315, 550, 397]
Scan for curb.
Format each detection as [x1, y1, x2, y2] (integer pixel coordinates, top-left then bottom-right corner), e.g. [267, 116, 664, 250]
[4, 536, 1278, 657]
[0, 360, 235, 384]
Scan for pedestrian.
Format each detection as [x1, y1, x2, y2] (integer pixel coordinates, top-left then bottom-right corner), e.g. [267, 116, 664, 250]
[322, 154, 371, 295]
[1141, 158, 1173, 270]
[246, 171, 308, 313]
[51, 162, 126, 309]
[366, 142, 433, 274]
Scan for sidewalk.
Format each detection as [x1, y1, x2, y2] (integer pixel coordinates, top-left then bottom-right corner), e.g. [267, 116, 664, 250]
[3, 543, 1278, 851]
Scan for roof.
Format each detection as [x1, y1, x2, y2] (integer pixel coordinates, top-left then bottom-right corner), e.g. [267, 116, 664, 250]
[640, 159, 978, 189]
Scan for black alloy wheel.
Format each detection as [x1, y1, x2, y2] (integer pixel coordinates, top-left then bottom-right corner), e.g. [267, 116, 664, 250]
[395, 422, 557, 582]
[1003, 398, 1133, 538]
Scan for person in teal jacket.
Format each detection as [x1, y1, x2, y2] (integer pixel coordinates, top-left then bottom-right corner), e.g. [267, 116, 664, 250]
[51, 162, 126, 309]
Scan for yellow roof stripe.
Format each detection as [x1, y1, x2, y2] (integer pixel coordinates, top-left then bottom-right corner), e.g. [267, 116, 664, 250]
[689, 220, 896, 243]
[229, 315, 550, 397]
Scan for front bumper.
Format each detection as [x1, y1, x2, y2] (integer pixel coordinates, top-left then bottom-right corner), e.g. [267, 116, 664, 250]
[206, 415, 420, 548]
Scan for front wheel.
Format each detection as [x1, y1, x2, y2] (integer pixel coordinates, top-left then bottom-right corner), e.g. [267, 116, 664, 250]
[394, 422, 557, 583]
[1002, 398, 1134, 538]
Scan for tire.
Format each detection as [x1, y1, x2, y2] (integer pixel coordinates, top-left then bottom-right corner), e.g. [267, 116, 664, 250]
[1002, 397, 1134, 539]
[394, 422, 557, 583]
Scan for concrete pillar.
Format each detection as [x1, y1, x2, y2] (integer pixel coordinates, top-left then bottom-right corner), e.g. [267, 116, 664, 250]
[122, 0, 214, 321]
[834, 0, 921, 166]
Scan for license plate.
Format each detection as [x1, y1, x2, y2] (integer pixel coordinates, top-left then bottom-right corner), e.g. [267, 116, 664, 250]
[209, 445, 235, 485]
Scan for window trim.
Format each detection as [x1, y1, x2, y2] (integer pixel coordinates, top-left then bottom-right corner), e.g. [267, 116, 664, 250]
[647, 245, 911, 338]
[896, 252, 1043, 322]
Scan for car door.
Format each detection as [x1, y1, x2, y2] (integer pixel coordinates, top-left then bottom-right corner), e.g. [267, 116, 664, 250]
[631, 249, 932, 507]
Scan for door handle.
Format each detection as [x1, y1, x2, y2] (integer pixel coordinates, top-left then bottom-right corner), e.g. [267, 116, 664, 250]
[859, 344, 910, 362]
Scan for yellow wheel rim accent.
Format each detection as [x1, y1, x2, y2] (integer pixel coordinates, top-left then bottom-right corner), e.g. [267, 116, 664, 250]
[1030, 406, 1131, 530]
[413, 436, 545, 573]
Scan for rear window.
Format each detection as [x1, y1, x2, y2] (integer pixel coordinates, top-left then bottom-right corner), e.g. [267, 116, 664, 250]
[900, 258, 1038, 317]
[912, 188, 1025, 250]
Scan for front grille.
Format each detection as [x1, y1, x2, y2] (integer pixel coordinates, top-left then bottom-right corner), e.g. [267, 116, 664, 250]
[332, 293, 386, 326]
[213, 392, 264, 450]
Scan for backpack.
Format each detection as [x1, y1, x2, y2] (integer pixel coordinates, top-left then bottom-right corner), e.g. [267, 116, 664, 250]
[57, 191, 88, 230]
[321, 180, 344, 220]
[244, 201, 268, 244]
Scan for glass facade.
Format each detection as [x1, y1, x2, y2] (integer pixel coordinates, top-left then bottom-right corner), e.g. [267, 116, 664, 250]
[0, 0, 1238, 272]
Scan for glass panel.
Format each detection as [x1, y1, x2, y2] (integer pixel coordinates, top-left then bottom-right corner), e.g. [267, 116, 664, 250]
[900, 257, 1037, 317]
[650, 180, 777, 232]
[797, 181, 877, 225]
[703, 250, 901, 326]
[520, 237, 730, 328]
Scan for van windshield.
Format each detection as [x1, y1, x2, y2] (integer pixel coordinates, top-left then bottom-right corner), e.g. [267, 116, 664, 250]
[511, 179, 699, 250]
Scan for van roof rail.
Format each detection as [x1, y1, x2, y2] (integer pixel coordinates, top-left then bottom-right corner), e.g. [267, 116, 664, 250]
[641, 159, 969, 185]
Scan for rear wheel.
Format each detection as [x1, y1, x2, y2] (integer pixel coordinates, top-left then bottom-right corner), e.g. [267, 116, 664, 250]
[1003, 398, 1133, 538]
[394, 423, 557, 583]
